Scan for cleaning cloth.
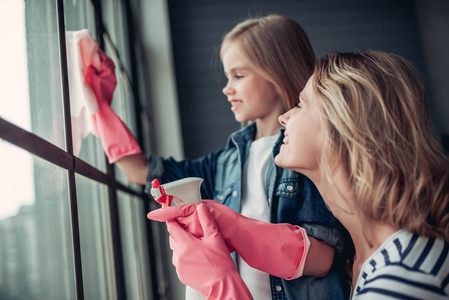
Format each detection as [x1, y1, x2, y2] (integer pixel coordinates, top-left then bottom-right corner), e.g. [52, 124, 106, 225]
[66, 29, 101, 155]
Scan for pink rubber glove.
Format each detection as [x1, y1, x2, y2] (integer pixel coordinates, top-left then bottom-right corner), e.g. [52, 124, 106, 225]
[148, 201, 310, 280]
[85, 49, 142, 163]
[160, 204, 253, 300]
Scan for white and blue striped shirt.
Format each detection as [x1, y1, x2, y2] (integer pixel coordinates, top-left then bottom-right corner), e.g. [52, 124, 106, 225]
[352, 230, 449, 299]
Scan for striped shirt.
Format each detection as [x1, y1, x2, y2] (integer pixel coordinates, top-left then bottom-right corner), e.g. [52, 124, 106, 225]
[352, 230, 449, 299]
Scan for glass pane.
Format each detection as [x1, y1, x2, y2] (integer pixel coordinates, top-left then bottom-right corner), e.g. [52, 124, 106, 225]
[0, 0, 65, 150]
[101, 0, 118, 45]
[75, 174, 117, 300]
[0, 140, 76, 299]
[63, 0, 96, 33]
[101, 0, 131, 75]
[117, 192, 152, 300]
[115, 1, 131, 75]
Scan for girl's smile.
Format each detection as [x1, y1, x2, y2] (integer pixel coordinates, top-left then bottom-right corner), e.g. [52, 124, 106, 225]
[229, 99, 243, 111]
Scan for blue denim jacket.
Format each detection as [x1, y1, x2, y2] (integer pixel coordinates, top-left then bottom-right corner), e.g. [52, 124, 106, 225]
[146, 123, 349, 300]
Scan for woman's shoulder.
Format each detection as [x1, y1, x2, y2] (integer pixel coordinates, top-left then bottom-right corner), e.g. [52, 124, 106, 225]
[354, 231, 449, 299]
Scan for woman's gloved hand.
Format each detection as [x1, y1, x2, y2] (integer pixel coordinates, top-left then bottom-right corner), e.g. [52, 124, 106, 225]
[148, 200, 310, 280]
[84, 49, 142, 163]
[152, 203, 253, 300]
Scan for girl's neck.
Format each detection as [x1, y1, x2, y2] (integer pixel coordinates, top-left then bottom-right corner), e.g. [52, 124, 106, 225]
[254, 115, 282, 140]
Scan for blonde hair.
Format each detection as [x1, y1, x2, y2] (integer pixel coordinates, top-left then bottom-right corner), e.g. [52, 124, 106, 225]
[314, 51, 449, 240]
[220, 14, 315, 110]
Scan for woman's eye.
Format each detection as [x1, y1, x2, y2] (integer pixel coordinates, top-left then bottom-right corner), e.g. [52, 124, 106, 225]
[296, 103, 302, 109]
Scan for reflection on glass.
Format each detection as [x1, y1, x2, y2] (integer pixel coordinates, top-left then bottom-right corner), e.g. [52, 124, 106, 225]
[117, 192, 152, 300]
[75, 174, 117, 300]
[0, 0, 65, 150]
[0, 141, 76, 299]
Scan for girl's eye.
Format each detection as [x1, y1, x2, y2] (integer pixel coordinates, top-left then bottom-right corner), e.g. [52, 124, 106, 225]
[295, 103, 302, 109]
[235, 74, 243, 79]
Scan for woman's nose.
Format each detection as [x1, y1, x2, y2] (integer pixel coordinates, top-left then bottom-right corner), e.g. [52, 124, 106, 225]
[278, 110, 290, 127]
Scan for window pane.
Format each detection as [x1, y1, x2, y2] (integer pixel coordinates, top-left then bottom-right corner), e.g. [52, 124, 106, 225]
[118, 192, 153, 300]
[101, 0, 131, 75]
[75, 174, 117, 300]
[115, 0, 132, 75]
[0, 0, 65, 150]
[0, 140, 76, 299]
[63, 0, 96, 33]
[101, 0, 118, 45]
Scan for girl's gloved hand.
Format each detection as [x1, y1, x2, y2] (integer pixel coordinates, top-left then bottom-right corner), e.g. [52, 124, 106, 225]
[151, 203, 253, 300]
[84, 49, 142, 163]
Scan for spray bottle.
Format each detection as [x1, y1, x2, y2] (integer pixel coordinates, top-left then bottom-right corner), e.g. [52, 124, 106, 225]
[150, 177, 203, 207]
[150, 177, 207, 300]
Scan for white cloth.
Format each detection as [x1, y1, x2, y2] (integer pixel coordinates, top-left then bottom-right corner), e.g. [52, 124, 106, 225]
[65, 29, 101, 155]
[238, 134, 278, 300]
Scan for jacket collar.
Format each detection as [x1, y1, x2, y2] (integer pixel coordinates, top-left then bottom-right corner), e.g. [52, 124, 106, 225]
[225, 123, 285, 152]
[225, 123, 257, 149]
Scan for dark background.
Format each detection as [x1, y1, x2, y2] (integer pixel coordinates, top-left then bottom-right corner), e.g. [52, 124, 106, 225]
[166, 0, 448, 159]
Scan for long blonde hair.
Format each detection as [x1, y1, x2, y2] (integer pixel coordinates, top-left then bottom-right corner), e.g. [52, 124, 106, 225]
[314, 51, 449, 240]
[220, 14, 315, 110]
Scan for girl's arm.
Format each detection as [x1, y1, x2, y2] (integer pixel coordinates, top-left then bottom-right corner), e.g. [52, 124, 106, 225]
[303, 237, 334, 277]
[116, 154, 149, 185]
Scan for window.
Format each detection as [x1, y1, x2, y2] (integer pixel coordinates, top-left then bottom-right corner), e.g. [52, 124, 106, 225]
[0, 0, 157, 299]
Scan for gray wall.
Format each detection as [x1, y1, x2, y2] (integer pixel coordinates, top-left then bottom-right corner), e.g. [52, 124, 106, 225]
[167, 0, 449, 159]
[415, 0, 449, 148]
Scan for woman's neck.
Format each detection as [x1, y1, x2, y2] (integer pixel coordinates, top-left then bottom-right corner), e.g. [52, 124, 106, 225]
[349, 221, 399, 288]
[313, 166, 399, 287]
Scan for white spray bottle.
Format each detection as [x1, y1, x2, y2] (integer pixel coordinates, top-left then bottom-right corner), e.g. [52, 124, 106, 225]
[150, 177, 203, 207]
[150, 177, 207, 300]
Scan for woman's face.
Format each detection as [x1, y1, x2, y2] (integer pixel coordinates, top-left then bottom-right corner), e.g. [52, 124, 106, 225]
[275, 76, 323, 179]
[221, 43, 284, 123]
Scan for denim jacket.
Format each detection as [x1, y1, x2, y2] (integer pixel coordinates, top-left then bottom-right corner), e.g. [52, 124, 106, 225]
[146, 123, 349, 300]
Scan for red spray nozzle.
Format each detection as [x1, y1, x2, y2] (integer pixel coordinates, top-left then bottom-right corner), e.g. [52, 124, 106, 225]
[150, 178, 172, 207]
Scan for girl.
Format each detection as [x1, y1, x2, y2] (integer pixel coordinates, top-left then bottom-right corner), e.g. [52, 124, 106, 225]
[149, 50, 449, 299]
[88, 15, 348, 299]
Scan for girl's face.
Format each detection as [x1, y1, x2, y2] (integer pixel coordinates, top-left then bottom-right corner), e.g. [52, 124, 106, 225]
[221, 43, 284, 123]
[275, 76, 323, 179]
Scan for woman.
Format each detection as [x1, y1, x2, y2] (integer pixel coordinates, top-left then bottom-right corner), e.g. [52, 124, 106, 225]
[276, 50, 449, 298]
[149, 50, 449, 299]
